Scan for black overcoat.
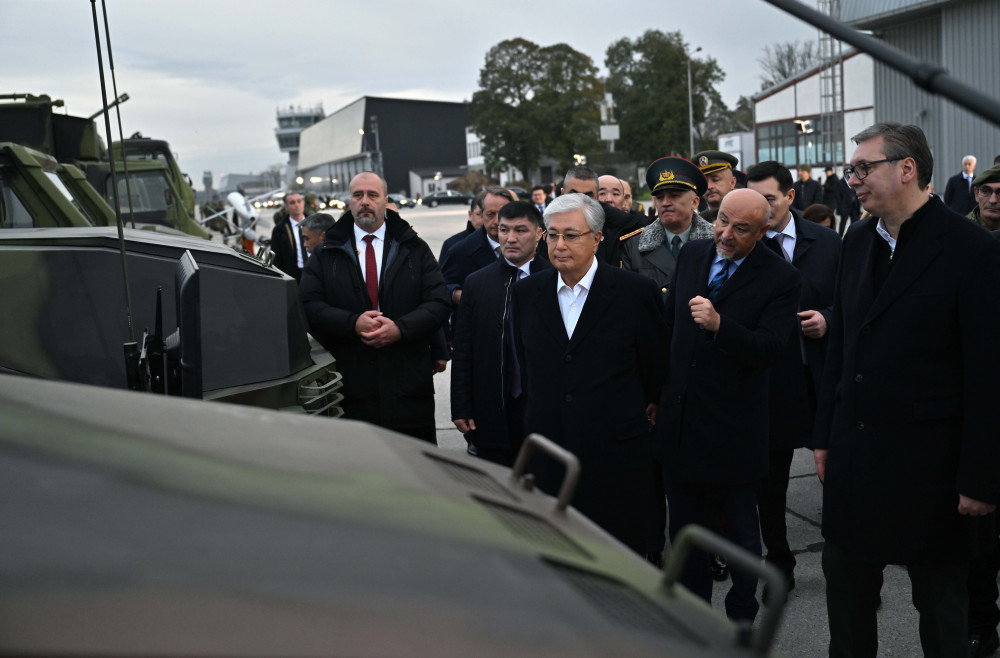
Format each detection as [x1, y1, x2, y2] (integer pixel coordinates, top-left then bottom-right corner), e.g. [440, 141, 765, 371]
[299, 210, 450, 434]
[656, 239, 801, 484]
[814, 196, 1000, 564]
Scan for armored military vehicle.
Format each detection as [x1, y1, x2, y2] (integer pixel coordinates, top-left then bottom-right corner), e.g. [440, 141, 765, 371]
[0, 94, 209, 238]
[0, 373, 786, 657]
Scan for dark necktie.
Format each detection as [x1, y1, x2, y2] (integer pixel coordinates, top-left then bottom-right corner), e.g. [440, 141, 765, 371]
[775, 234, 792, 262]
[707, 260, 731, 301]
[362, 234, 379, 311]
[505, 268, 522, 398]
[670, 235, 682, 260]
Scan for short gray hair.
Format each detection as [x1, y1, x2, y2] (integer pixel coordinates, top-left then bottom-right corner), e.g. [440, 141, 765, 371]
[302, 212, 335, 234]
[543, 193, 605, 233]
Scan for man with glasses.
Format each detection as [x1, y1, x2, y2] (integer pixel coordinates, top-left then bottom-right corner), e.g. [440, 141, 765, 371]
[814, 123, 1000, 658]
[450, 201, 549, 467]
[968, 165, 1000, 231]
[511, 193, 667, 564]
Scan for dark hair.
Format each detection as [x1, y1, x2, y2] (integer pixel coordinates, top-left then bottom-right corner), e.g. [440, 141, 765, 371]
[851, 122, 933, 190]
[302, 212, 335, 234]
[746, 161, 794, 194]
[994, 155, 1000, 166]
[562, 166, 599, 185]
[802, 204, 835, 225]
[499, 200, 543, 228]
[483, 185, 516, 203]
[531, 185, 545, 194]
[284, 192, 304, 203]
[543, 183, 553, 195]
[471, 189, 488, 212]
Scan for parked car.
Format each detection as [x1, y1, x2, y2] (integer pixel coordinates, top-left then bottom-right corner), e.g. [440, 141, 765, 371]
[422, 190, 473, 207]
[388, 193, 419, 208]
[508, 186, 531, 200]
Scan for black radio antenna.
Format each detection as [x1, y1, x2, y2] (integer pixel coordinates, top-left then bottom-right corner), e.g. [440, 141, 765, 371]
[99, 0, 137, 229]
[90, 0, 135, 343]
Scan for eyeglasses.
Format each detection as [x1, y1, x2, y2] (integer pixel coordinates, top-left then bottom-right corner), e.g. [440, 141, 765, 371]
[976, 184, 1000, 200]
[844, 158, 900, 181]
[546, 230, 592, 244]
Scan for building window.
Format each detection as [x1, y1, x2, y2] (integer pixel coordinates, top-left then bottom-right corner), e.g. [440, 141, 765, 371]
[757, 118, 843, 168]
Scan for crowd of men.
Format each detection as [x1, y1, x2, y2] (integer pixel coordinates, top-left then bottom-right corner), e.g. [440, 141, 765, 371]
[274, 123, 1000, 658]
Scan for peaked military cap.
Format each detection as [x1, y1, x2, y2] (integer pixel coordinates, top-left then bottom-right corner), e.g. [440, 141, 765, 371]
[646, 156, 708, 197]
[973, 165, 1000, 187]
[693, 150, 739, 175]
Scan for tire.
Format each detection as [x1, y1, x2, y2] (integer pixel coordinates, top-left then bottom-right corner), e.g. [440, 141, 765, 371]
[429, 200, 438, 208]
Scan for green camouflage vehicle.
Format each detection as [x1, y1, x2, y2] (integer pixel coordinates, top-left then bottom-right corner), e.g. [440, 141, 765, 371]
[0, 94, 208, 239]
[0, 373, 786, 657]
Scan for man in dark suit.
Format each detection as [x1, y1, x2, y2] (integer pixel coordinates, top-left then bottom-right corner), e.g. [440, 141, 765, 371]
[270, 192, 308, 281]
[530, 186, 548, 214]
[451, 201, 549, 467]
[657, 188, 801, 622]
[300, 172, 450, 443]
[512, 193, 667, 562]
[943, 155, 978, 215]
[746, 161, 841, 593]
[814, 123, 1000, 658]
[792, 165, 823, 212]
[440, 187, 516, 306]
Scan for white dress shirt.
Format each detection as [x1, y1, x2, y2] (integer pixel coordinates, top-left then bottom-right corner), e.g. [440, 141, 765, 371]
[556, 257, 598, 338]
[765, 214, 797, 262]
[290, 216, 305, 268]
[354, 222, 387, 283]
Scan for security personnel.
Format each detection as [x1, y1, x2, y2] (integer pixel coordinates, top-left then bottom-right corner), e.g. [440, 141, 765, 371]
[694, 150, 739, 221]
[620, 157, 714, 304]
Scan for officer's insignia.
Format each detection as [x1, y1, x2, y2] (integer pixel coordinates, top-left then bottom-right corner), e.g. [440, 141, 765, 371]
[659, 170, 675, 182]
[699, 155, 709, 167]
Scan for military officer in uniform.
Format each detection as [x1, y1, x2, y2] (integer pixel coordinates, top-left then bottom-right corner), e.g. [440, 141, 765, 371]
[694, 150, 740, 221]
[621, 157, 714, 304]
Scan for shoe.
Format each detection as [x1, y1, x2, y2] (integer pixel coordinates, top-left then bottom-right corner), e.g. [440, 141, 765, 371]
[711, 554, 729, 581]
[969, 630, 1000, 658]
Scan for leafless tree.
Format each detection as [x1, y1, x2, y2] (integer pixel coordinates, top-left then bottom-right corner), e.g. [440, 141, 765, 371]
[758, 40, 820, 89]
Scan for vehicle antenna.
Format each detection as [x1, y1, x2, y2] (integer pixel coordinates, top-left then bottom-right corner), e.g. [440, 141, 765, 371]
[99, 0, 137, 230]
[90, 0, 136, 343]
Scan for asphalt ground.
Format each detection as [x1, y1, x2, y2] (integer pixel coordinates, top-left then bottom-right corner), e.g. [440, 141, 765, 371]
[261, 203, 930, 657]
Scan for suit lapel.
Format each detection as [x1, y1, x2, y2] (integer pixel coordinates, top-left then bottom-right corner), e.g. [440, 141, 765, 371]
[863, 212, 947, 323]
[568, 262, 614, 350]
[535, 270, 570, 347]
[645, 246, 679, 281]
[713, 242, 764, 305]
[791, 213, 813, 264]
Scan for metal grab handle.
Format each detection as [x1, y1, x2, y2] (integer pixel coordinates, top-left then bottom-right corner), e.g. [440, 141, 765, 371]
[509, 433, 580, 513]
[664, 525, 787, 654]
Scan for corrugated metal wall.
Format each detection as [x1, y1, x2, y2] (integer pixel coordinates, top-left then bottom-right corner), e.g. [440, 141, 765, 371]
[870, 13, 944, 185]
[841, 0, 948, 27]
[839, 0, 1000, 190]
[939, 0, 1000, 185]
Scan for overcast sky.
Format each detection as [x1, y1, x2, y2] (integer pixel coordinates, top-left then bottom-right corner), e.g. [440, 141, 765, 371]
[1, 0, 816, 190]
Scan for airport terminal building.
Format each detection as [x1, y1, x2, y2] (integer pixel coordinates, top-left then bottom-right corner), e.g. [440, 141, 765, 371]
[296, 97, 469, 197]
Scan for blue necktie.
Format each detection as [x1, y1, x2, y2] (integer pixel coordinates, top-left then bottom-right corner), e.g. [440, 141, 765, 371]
[707, 260, 731, 301]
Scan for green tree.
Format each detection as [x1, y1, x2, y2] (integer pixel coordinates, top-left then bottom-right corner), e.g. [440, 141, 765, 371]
[604, 30, 725, 163]
[469, 39, 603, 181]
[699, 94, 754, 148]
[469, 39, 543, 181]
[533, 43, 604, 174]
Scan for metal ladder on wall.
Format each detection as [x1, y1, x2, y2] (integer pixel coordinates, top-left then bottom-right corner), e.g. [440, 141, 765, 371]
[817, 0, 845, 168]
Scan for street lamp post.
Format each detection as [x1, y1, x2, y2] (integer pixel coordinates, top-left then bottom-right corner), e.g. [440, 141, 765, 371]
[687, 46, 702, 158]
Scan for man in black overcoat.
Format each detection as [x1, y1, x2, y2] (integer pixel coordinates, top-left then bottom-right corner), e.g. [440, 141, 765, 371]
[300, 172, 450, 442]
[656, 188, 801, 623]
[450, 201, 549, 466]
[814, 123, 1000, 658]
[512, 193, 667, 562]
[747, 161, 841, 592]
[270, 191, 308, 281]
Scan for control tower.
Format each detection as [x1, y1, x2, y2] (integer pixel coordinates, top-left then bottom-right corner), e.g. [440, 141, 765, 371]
[275, 103, 324, 185]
